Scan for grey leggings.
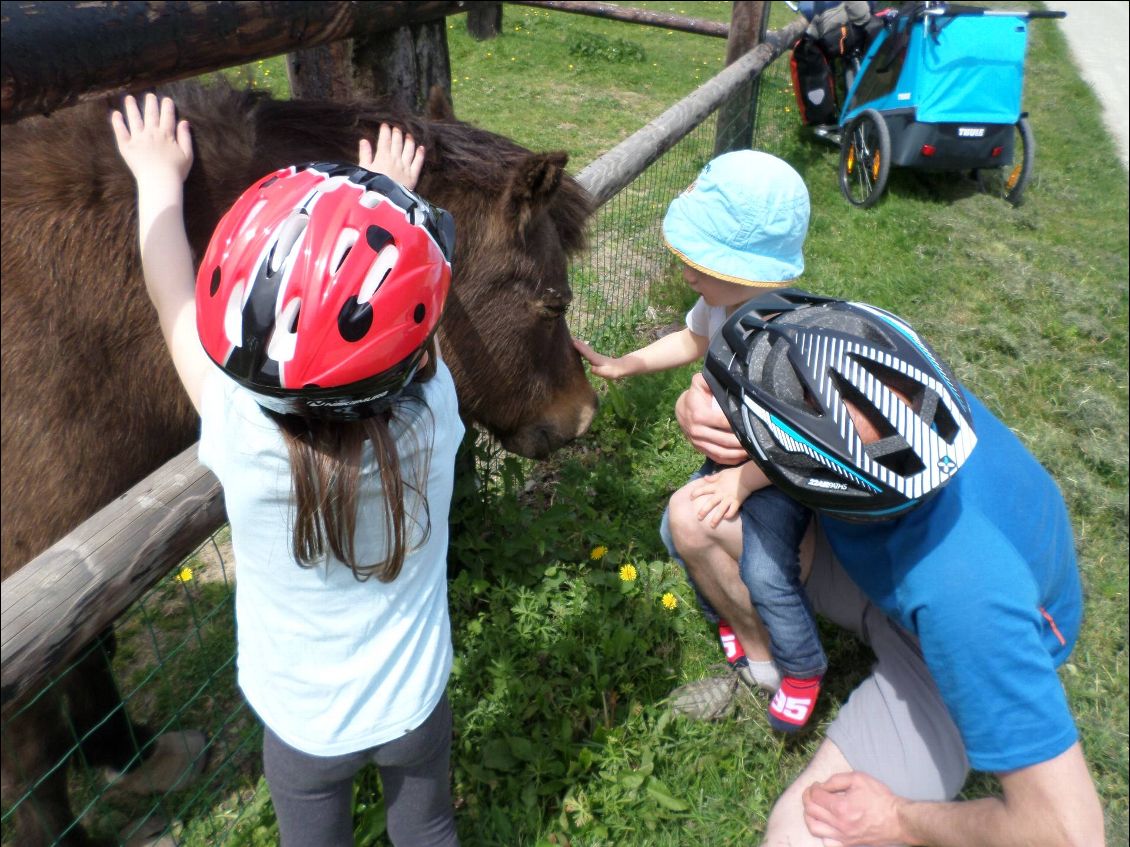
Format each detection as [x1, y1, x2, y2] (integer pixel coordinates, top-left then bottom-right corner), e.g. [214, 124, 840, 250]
[262, 694, 459, 847]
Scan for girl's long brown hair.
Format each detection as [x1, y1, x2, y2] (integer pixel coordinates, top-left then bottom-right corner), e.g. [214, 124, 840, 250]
[267, 344, 437, 582]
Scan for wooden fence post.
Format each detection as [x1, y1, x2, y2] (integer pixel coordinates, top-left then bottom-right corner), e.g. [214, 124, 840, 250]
[467, 3, 503, 40]
[713, 0, 770, 156]
[286, 40, 356, 100]
[352, 19, 453, 114]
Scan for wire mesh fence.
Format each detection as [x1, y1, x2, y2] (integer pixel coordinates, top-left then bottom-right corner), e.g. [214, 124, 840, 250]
[570, 47, 796, 346]
[1, 36, 800, 847]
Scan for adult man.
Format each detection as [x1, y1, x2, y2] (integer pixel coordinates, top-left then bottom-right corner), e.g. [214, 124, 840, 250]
[666, 290, 1104, 846]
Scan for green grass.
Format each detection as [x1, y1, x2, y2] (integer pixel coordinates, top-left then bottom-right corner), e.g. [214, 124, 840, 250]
[23, 3, 1124, 845]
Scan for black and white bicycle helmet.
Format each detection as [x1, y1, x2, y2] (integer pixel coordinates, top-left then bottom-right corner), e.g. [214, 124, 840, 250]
[703, 289, 977, 521]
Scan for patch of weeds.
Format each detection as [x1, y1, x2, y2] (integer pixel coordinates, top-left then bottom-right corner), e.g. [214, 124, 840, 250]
[567, 31, 646, 64]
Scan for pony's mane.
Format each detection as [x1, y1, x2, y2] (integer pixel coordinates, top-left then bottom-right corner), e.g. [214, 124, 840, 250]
[163, 80, 591, 255]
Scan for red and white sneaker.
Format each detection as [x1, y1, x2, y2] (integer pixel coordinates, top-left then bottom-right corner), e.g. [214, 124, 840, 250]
[717, 621, 746, 664]
[767, 676, 822, 733]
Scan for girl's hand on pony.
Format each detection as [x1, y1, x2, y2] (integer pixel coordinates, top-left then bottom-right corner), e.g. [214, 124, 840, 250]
[111, 93, 193, 190]
[689, 465, 755, 528]
[359, 124, 425, 191]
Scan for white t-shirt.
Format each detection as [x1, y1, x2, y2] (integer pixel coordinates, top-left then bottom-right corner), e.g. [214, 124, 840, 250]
[685, 296, 729, 341]
[687, 297, 729, 415]
[198, 361, 464, 756]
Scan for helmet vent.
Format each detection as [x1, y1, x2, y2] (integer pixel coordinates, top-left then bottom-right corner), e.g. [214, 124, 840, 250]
[267, 298, 301, 363]
[224, 281, 246, 348]
[267, 213, 308, 277]
[359, 243, 398, 302]
[209, 267, 221, 296]
[365, 225, 394, 252]
[414, 304, 426, 324]
[338, 298, 373, 342]
[330, 228, 359, 275]
[930, 397, 961, 444]
[864, 439, 926, 476]
[829, 370, 898, 441]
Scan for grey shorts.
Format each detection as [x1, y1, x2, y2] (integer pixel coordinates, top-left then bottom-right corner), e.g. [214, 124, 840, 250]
[806, 523, 970, 801]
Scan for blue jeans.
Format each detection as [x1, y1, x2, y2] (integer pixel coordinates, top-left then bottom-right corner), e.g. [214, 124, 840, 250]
[661, 462, 827, 679]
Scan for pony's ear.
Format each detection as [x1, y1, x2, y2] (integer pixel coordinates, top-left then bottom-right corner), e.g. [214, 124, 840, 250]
[425, 85, 456, 122]
[501, 152, 568, 238]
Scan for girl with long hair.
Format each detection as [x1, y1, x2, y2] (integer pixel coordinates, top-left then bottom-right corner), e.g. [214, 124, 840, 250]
[113, 93, 462, 846]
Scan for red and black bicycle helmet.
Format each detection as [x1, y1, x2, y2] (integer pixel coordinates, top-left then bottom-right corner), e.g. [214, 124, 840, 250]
[196, 162, 455, 420]
[704, 288, 977, 521]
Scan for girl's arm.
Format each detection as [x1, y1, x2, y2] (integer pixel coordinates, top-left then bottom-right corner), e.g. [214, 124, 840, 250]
[574, 327, 707, 380]
[111, 93, 210, 414]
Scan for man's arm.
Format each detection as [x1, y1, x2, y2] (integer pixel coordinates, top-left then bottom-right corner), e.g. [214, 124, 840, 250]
[674, 372, 749, 465]
[803, 742, 1105, 847]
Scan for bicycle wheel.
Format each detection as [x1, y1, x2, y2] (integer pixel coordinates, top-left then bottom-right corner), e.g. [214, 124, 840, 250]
[975, 117, 1034, 206]
[839, 109, 891, 208]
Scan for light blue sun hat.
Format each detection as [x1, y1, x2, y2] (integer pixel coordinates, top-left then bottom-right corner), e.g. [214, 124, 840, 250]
[663, 150, 810, 286]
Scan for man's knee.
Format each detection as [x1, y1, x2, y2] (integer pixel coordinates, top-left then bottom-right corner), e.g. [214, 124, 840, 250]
[762, 740, 853, 846]
[667, 485, 710, 559]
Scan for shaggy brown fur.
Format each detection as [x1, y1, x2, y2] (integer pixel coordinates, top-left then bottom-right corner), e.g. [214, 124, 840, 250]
[0, 80, 597, 846]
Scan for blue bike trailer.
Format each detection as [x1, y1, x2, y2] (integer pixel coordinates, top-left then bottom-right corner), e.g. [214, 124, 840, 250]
[834, 3, 1063, 208]
[842, 9, 1030, 128]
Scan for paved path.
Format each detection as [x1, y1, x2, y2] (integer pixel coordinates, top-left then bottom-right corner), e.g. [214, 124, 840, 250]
[1042, 1, 1129, 170]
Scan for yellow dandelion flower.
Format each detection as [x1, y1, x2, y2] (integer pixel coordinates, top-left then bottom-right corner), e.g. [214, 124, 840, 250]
[661, 592, 678, 610]
[175, 566, 194, 584]
[619, 564, 638, 582]
[590, 545, 608, 560]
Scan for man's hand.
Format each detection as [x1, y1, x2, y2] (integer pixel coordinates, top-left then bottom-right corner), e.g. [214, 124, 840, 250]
[802, 771, 908, 847]
[359, 124, 425, 191]
[675, 373, 748, 465]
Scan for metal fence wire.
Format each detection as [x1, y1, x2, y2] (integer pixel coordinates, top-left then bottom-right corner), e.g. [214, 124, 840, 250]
[1, 40, 798, 847]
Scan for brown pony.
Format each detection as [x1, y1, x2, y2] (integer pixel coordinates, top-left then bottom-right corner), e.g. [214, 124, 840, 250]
[0, 81, 598, 846]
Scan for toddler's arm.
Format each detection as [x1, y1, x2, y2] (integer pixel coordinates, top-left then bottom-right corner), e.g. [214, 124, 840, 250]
[358, 123, 425, 190]
[574, 327, 707, 381]
[111, 93, 210, 413]
[688, 461, 771, 528]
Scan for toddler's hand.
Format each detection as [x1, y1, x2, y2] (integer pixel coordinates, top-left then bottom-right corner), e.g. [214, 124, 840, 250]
[688, 466, 749, 528]
[111, 93, 193, 188]
[359, 124, 425, 191]
[573, 338, 628, 380]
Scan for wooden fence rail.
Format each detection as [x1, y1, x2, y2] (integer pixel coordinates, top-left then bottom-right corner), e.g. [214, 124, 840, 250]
[511, 0, 730, 37]
[576, 16, 804, 206]
[0, 0, 468, 123]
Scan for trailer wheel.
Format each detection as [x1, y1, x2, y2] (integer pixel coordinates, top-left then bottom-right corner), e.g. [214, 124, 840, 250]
[975, 117, 1034, 206]
[839, 109, 891, 208]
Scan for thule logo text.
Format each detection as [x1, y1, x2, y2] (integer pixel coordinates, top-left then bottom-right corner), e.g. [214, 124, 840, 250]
[958, 127, 986, 138]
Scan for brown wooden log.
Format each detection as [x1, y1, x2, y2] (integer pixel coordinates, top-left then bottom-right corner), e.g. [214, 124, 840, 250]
[0, 446, 226, 713]
[714, 1, 770, 156]
[0, 1, 468, 124]
[511, 1, 729, 37]
[286, 40, 356, 101]
[467, 3, 503, 40]
[575, 17, 807, 207]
